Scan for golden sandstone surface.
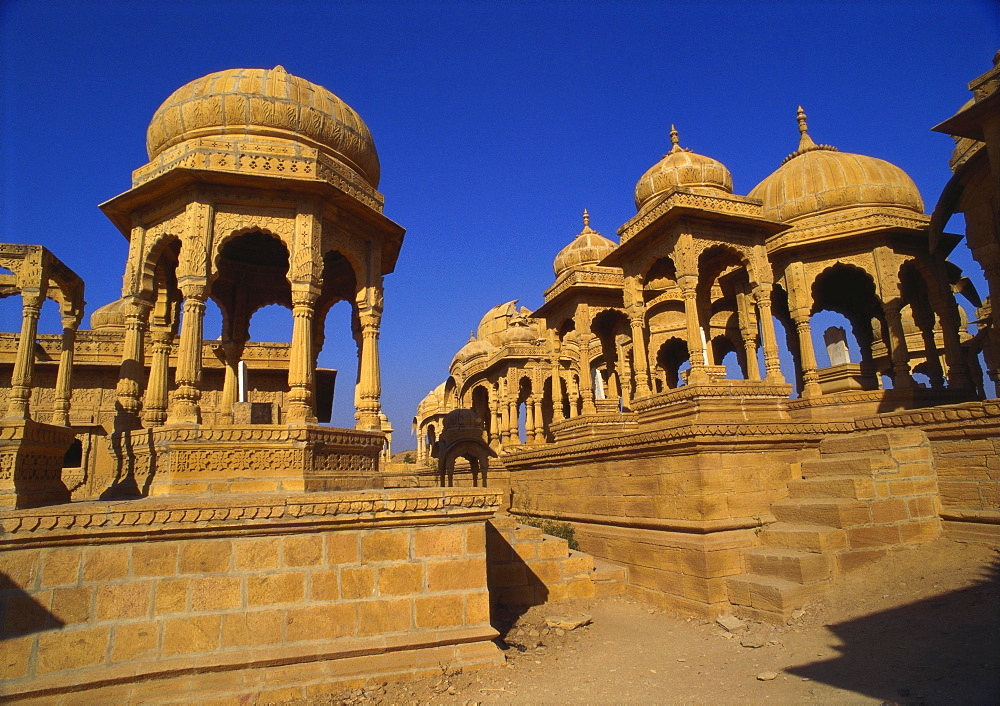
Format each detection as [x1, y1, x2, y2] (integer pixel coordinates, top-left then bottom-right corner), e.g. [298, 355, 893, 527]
[2, 56, 1000, 702]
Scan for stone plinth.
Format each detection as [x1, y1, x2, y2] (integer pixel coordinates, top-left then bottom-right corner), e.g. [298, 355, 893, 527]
[0, 419, 74, 508]
[110, 424, 386, 498]
[0, 487, 504, 702]
[817, 362, 878, 394]
[632, 381, 794, 427]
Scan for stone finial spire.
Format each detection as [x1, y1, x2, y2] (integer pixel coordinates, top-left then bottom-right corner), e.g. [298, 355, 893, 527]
[582, 209, 591, 230]
[669, 124, 682, 154]
[796, 105, 817, 151]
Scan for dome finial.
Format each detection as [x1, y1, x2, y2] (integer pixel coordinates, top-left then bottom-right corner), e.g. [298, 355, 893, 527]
[669, 124, 682, 154]
[797, 105, 817, 151]
[583, 209, 590, 229]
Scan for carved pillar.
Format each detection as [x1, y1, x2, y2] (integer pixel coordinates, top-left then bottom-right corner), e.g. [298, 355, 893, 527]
[51, 312, 80, 426]
[551, 368, 565, 422]
[881, 299, 916, 389]
[930, 260, 972, 390]
[115, 299, 152, 422]
[287, 286, 319, 424]
[578, 338, 597, 415]
[6, 292, 43, 419]
[142, 329, 173, 427]
[984, 262, 1000, 388]
[355, 286, 384, 430]
[498, 398, 510, 446]
[569, 376, 581, 418]
[790, 308, 822, 398]
[753, 285, 784, 383]
[532, 396, 544, 443]
[524, 396, 536, 443]
[507, 399, 520, 445]
[168, 283, 206, 424]
[628, 312, 652, 397]
[735, 291, 760, 382]
[679, 275, 709, 384]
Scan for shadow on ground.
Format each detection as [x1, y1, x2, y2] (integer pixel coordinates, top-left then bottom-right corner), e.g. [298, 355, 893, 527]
[787, 551, 1000, 704]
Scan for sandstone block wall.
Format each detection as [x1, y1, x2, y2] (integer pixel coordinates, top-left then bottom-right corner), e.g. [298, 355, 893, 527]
[857, 400, 1000, 544]
[0, 489, 503, 702]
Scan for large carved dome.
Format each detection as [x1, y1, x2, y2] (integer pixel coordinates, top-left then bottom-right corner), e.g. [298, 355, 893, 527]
[145, 66, 380, 187]
[634, 127, 733, 211]
[749, 107, 923, 223]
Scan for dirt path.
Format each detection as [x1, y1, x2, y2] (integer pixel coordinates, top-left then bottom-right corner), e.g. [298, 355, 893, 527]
[302, 538, 999, 705]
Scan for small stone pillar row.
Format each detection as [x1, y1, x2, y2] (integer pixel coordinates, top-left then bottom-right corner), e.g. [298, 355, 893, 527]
[880, 298, 916, 389]
[624, 277, 652, 398]
[736, 290, 761, 381]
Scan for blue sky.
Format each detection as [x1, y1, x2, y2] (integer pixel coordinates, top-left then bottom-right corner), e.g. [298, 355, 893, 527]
[2, 1, 998, 442]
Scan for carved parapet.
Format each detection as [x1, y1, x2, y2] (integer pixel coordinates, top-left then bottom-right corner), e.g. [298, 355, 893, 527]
[0, 486, 502, 538]
[0, 419, 74, 508]
[117, 423, 387, 497]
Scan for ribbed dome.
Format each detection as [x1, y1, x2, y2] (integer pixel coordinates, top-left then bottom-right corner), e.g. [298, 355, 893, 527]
[476, 300, 519, 341]
[634, 127, 733, 211]
[749, 107, 923, 223]
[146, 66, 380, 187]
[452, 334, 496, 365]
[553, 210, 617, 277]
[90, 298, 129, 330]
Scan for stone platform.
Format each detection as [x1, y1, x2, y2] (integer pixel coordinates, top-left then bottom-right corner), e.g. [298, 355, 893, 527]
[109, 423, 386, 498]
[0, 487, 504, 703]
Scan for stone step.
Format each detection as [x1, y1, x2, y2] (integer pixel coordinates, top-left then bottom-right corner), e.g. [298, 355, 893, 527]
[771, 499, 871, 528]
[745, 547, 834, 584]
[488, 515, 519, 531]
[788, 476, 876, 500]
[591, 558, 627, 597]
[727, 573, 829, 623]
[559, 549, 594, 576]
[758, 522, 848, 553]
[801, 455, 896, 478]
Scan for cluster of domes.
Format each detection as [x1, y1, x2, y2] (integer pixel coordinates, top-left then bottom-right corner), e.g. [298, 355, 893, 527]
[552, 210, 617, 278]
[634, 127, 733, 210]
[630, 109, 924, 225]
[145, 66, 381, 187]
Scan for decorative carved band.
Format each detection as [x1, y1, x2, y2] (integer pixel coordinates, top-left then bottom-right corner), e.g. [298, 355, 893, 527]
[0, 488, 502, 539]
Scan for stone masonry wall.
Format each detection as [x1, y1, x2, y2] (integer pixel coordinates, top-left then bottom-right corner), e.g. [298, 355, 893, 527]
[0, 489, 503, 703]
[857, 400, 1000, 544]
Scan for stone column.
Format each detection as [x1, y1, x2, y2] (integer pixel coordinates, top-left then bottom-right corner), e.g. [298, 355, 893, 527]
[168, 283, 206, 424]
[525, 396, 536, 443]
[50, 311, 81, 427]
[287, 286, 319, 424]
[679, 275, 709, 384]
[551, 360, 565, 422]
[578, 337, 597, 415]
[790, 308, 822, 398]
[355, 287, 384, 430]
[881, 299, 916, 389]
[984, 262, 1000, 389]
[569, 377, 581, 418]
[753, 285, 784, 383]
[628, 311, 652, 397]
[736, 292, 760, 382]
[115, 299, 151, 422]
[532, 396, 544, 443]
[508, 399, 520, 445]
[142, 329, 173, 427]
[6, 291, 43, 419]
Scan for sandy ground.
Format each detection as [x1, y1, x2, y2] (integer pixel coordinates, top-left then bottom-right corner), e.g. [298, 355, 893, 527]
[299, 538, 999, 705]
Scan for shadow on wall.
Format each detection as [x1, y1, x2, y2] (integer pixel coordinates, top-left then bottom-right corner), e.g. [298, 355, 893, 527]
[787, 552, 1000, 703]
[0, 572, 66, 638]
[485, 523, 548, 632]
